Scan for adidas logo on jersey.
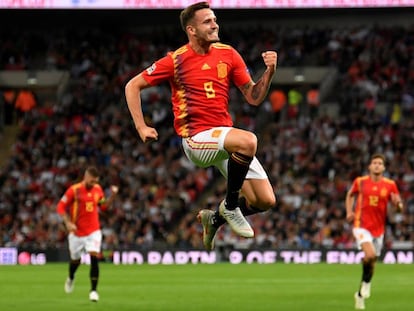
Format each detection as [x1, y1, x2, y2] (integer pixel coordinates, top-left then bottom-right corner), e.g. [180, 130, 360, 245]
[201, 63, 211, 70]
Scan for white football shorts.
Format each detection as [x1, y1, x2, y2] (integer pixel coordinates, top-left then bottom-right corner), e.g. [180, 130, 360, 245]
[182, 127, 268, 180]
[352, 228, 384, 257]
[68, 230, 102, 260]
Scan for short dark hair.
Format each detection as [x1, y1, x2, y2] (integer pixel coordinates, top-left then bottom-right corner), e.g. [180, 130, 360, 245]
[179, 1, 210, 32]
[85, 166, 99, 178]
[370, 153, 386, 165]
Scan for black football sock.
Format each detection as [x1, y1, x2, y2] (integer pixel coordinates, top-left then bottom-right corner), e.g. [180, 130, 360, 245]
[226, 152, 253, 210]
[362, 259, 375, 283]
[69, 260, 80, 280]
[90, 255, 100, 291]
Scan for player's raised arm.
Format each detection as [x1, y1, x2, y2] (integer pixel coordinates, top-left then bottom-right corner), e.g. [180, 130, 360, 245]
[125, 73, 159, 143]
[239, 51, 277, 106]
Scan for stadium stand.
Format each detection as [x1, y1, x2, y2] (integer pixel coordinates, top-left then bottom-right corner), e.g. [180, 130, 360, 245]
[0, 9, 413, 256]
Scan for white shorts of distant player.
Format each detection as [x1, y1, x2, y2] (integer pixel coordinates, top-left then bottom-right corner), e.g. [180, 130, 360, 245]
[68, 230, 102, 260]
[182, 126, 268, 179]
[352, 228, 384, 257]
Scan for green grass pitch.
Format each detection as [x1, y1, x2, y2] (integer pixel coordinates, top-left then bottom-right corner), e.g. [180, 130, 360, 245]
[0, 263, 411, 310]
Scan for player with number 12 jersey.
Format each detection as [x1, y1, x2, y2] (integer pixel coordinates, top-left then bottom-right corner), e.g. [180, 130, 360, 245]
[348, 175, 400, 237]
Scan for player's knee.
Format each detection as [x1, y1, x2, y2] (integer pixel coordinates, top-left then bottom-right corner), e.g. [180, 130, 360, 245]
[364, 254, 376, 263]
[255, 195, 276, 211]
[239, 132, 257, 154]
[246, 132, 258, 151]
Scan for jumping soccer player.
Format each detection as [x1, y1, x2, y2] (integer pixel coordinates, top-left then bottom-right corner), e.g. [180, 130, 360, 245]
[125, 1, 279, 250]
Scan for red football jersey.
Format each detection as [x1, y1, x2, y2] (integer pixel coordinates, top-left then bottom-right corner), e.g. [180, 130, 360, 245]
[56, 182, 105, 236]
[141, 43, 251, 138]
[349, 176, 399, 237]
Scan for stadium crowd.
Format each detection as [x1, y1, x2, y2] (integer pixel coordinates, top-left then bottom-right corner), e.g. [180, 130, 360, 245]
[0, 19, 413, 254]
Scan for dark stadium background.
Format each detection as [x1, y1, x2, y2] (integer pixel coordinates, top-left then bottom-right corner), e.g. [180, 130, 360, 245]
[1, 7, 414, 28]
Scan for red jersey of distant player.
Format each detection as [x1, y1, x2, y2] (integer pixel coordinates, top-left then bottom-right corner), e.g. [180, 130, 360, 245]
[56, 182, 106, 236]
[349, 175, 400, 237]
[141, 43, 251, 138]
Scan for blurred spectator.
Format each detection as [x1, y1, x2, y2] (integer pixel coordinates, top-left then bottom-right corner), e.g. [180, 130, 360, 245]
[14, 89, 37, 122]
[306, 88, 320, 119]
[269, 89, 287, 122]
[2, 90, 17, 126]
[287, 88, 302, 119]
